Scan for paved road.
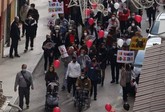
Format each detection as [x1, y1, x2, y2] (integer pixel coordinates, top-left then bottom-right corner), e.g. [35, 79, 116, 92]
[10, 1, 165, 112]
[10, 57, 134, 112]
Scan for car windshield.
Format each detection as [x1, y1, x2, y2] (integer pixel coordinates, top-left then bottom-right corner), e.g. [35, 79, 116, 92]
[146, 37, 161, 48]
[134, 50, 145, 66]
[150, 21, 160, 35]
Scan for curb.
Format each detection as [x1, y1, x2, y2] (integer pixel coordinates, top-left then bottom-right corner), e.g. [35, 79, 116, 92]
[9, 55, 44, 112]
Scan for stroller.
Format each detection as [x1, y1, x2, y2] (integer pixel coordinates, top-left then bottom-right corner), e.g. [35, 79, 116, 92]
[45, 82, 59, 111]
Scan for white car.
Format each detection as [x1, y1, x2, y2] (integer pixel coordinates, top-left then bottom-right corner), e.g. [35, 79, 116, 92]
[147, 12, 165, 38]
[133, 37, 162, 77]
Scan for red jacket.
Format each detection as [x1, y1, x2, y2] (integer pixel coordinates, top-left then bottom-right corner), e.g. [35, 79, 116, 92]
[118, 9, 130, 21]
[64, 0, 70, 15]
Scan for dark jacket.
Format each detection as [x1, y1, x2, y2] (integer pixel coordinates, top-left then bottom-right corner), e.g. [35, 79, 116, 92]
[87, 63, 100, 81]
[45, 71, 59, 85]
[27, 9, 39, 22]
[42, 39, 55, 56]
[97, 47, 108, 69]
[76, 76, 91, 91]
[109, 47, 118, 65]
[25, 18, 37, 37]
[10, 21, 20, 40]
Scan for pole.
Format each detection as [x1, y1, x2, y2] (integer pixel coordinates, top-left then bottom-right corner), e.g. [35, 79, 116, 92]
[78, 0, 84, 24]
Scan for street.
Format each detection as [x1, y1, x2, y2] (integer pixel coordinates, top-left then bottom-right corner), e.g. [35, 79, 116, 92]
[11, 57, 134, 112]
[9, 0, 164, 112]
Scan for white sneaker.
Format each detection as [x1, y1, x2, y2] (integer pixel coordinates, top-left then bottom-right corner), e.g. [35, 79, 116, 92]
[44, 71, 47, 74]
[146, 18, 149, 21]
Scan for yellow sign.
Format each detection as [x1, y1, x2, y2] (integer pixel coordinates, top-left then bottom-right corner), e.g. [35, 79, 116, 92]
[129, 37, 147, 50]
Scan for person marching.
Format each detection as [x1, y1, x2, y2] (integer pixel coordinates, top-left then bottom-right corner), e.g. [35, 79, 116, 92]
[65, 56, 81, 98]
[42, 35, 55, 73]
[24, 15, 37, 52]
[14, 64, 34, 110]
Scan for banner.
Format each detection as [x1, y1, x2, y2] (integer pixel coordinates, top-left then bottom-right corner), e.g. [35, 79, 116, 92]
[58, 45, 69, 58]
[48, 0, 64, 14]
[129, 37, 147, 50]
[117, 50, 134, 63]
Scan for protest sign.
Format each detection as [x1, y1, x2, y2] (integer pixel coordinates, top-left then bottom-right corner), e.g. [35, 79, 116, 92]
[117, 50, 134, 63]
[58, 45, 69, 58]
[129, 37, 147, 50]
[48, 0, 64, 14]
[43, 42, 55, 50]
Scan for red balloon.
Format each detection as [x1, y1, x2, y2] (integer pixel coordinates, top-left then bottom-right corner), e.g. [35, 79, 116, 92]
[88, 18, 94, 25]
[105, 103, 112, 111]
[98, 30, 104, 38]
[92, 3, 97, 9]
[53, 107, 61, 112]
[86, 39, 93, 48]
[135, 15, 142, 23]
[85, 8, 91, 16]
[53, 60, 60, 68]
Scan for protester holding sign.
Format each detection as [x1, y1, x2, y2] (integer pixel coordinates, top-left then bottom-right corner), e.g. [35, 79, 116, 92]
[42, 35, 55, 73]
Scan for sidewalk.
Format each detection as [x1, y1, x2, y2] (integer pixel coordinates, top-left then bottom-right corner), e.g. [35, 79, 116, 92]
[0, 0, 49, 111]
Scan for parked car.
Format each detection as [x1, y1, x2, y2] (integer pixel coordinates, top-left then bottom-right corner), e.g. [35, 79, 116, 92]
[146, 12, 165, 38]
[133, 37, 162, 78]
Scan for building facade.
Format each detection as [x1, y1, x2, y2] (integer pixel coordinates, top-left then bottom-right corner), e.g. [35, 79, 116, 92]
[0, 0, 27, 59]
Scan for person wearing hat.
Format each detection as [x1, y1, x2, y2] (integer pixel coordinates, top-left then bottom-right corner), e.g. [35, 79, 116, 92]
[65, 56, 81, 98]
[42, 35, 55, 73]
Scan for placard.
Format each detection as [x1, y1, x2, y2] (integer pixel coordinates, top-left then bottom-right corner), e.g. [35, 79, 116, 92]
[58, 45, 69, 58]
[48, 0, 64, 14]
[129, 37, 147, 50]
[117, 50, 134, 63]
[43, 42, 55, 50]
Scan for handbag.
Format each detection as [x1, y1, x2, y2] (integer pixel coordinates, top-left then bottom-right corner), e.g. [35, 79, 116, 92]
[21, 71, 31, 88]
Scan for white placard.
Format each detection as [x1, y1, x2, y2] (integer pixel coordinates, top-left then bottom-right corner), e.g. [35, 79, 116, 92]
[58, 45, 69, 58]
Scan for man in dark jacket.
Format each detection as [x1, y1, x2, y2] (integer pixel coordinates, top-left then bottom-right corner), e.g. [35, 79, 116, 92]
[87, 57, 100, 100]
[27, 3, 39, 37]
[9, 16, 21, 58]
[24, 15, 37, 52]
[27, 3, 39, 23]
[109, 42, 120, 84]
[97, 43, 108, 86]
[42, 35, 55, 73]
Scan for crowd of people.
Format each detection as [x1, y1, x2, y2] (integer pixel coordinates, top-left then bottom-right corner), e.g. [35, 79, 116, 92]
[12, 0, 160, 111]
[43, 0, 146, 103]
